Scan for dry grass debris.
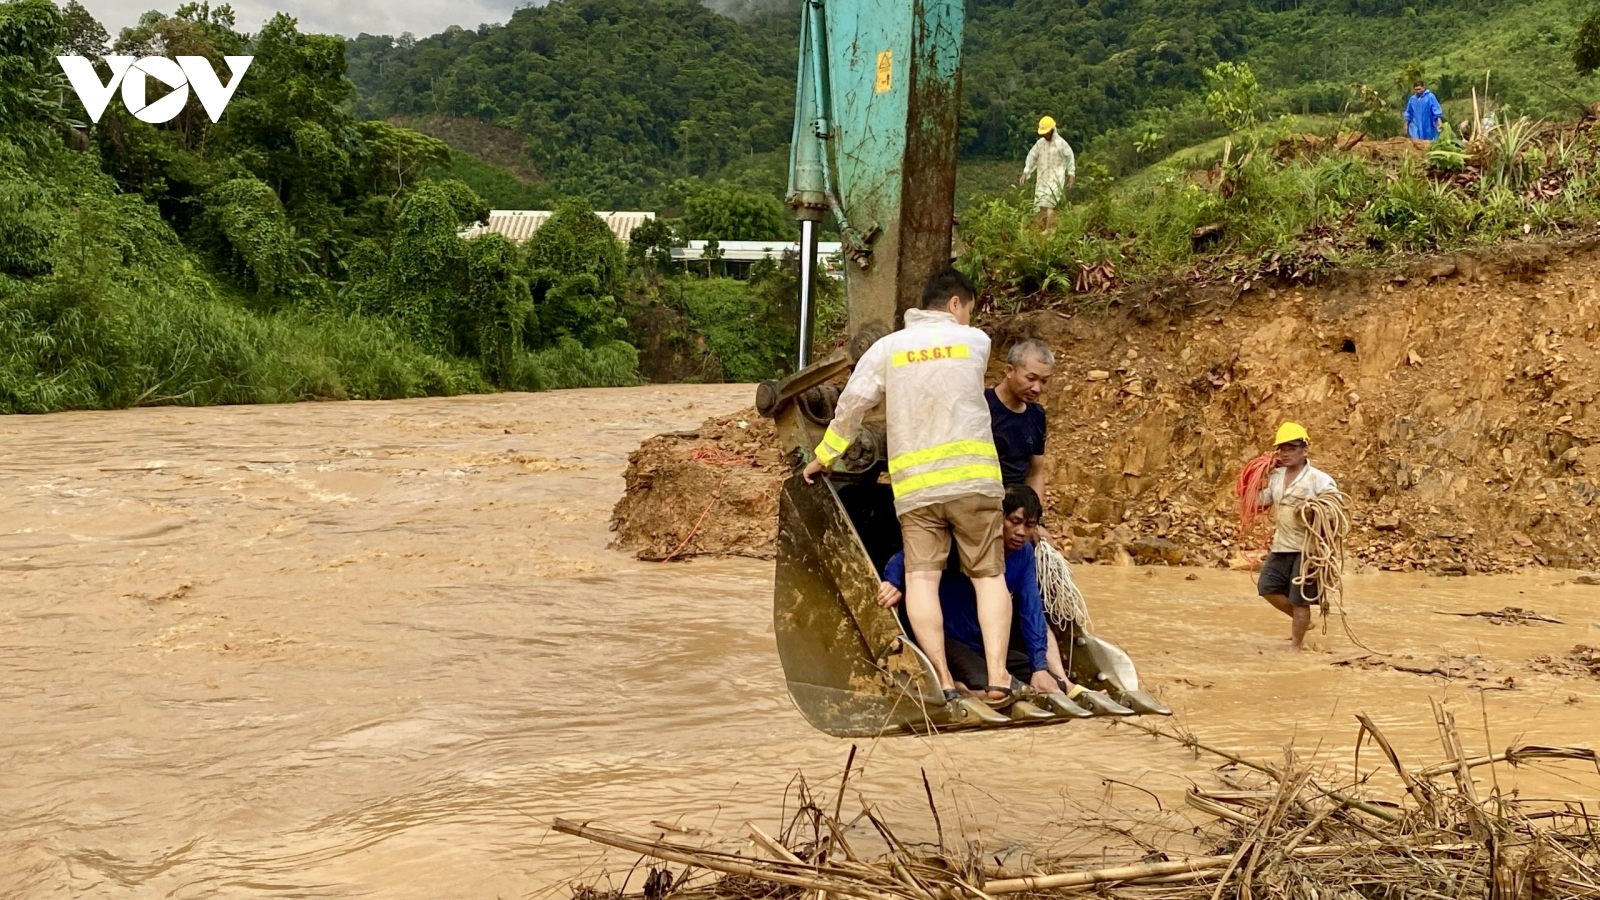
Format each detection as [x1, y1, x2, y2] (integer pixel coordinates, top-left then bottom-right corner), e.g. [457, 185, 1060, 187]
[556, 708, 1600, 900]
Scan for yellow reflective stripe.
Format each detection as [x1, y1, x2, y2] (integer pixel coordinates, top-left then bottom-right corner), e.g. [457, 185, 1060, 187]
[887, 439, 998, 475]
[891, 463, 1002, 499]
[814, 427, 851, 465]
[890, 344, 970, 367]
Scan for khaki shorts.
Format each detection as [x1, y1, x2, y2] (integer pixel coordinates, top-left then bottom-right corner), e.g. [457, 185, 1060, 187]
[899, 494, 1005, 578]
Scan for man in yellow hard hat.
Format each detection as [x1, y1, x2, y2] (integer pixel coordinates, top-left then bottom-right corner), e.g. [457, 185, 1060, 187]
[1254, 422, 1338, 651]
[1019, 115, 1075, 230]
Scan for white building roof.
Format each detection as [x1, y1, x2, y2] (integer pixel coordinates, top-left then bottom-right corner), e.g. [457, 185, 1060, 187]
[672, 240, 843, 263]
[460, 210, 656, 243]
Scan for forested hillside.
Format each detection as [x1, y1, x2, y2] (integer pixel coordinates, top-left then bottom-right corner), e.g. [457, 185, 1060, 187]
[0, 0, 639, 413]
[348, 0, 1600, 203]
[345, 0, 796, 207]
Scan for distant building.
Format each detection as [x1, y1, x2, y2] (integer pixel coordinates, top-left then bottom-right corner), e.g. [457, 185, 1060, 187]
[460, 214, 843, 280]
[672, 240, 844, 279]
[460, 210, 656, 243]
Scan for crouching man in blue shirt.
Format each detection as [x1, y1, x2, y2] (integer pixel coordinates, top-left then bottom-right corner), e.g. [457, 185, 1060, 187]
[879, 484, 1076, 697]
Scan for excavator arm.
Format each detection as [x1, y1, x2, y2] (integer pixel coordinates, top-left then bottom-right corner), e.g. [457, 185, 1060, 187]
[757, 0, 1169, 737]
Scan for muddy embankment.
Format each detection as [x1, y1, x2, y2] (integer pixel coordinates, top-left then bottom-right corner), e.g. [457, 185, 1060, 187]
[612, 239, 1600, 574]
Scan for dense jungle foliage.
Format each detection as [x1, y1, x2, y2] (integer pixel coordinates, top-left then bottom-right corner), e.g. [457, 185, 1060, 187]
[0, 0, 653, 413]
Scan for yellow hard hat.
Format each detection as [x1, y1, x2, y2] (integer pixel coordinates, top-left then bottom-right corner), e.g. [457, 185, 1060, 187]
[1274, 422, 1310, 446]
[1037, 116, 1056, 135]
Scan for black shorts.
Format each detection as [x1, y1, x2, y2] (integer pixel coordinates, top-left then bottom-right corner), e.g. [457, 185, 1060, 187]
[945, 639, 1034, 690]
[1258, 552, 1318, 606]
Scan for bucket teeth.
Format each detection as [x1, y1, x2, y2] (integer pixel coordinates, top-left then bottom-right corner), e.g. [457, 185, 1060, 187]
[949, 696, 1011, 726]
[1037, 691, 1094, 718]
[1075, 690, 1136, 717]
[1115, 690, 1173, 716]
[1010, 699, 1057, 721]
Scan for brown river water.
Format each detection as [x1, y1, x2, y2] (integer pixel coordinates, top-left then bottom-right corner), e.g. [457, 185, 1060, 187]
[3, 385, 1598, 898]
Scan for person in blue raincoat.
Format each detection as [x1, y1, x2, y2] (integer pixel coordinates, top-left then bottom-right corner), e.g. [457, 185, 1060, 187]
[1404, 81, 1444, 141]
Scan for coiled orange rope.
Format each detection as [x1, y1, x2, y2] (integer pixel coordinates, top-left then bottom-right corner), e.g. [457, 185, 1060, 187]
[1234, 453, 1277, 546]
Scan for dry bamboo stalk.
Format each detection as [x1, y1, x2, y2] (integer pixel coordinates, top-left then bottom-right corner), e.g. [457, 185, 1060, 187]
[1431, 699, 1489, 841]
[552, 818, 913, 900]
[1415, 746, 1600, 778]
[1135, 867, 1226, 885]
[1356, 712, 1427, 807]
[747, 821, 806, 864]
[1268, 801, 1344, 867]
[1185, 789, 1256, 825]
[985, 855, 1237, 894]
[1191, 789, 1279, 802]
[984, 839, 1485, 893]
[1236, 770, 1313, 900]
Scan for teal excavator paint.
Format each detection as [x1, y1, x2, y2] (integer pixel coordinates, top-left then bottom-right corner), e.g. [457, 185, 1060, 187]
[786, 0, 965, 359]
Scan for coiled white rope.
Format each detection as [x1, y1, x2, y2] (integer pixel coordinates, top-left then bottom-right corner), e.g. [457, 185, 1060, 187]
[1292, 490, 1381, 651]
[1036, 539, 1092, 632]
[1294, 490, 1349, 616]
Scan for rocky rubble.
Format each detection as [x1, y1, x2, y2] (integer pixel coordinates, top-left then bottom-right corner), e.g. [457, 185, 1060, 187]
[608, 410, 782, 560]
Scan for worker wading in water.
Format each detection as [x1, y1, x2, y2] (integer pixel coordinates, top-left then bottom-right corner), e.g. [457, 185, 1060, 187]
[802, 268, 1015, 706]
[1255, 423, 1338, 651]
[1019, 116, 1075, 230]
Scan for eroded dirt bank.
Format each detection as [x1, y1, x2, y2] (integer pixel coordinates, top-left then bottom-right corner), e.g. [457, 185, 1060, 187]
[613, 240, 1600, 573]
[3, 387, 1600, 897]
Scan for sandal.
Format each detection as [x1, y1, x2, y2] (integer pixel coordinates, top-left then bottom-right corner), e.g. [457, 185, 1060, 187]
[981, 684, 1015, 707]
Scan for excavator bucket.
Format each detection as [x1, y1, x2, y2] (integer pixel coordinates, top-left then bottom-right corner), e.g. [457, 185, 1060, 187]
[773, 473, 1170, 738]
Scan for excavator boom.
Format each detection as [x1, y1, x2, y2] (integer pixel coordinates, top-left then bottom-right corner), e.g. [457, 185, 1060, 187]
[759, 0, 1169, 738]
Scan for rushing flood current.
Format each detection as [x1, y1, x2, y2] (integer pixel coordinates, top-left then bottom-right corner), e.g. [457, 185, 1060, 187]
[2, 386, 1598, 897]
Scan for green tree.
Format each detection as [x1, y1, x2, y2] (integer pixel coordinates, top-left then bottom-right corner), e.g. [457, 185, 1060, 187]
[1575, 7, 1600, 75]
[59, 0, 107, 57]
[351, 179, 531, 381]
[201, 177, 303, 298]
[1204, 61, 1260, 132]
[0, 0, 69, 143]
[522, 197, 626, 346]
[682, 184, 794, 241]
[627, 216, 682, 271]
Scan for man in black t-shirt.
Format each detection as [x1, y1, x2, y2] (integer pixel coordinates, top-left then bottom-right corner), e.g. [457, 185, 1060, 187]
[986, 338, 1054, 501]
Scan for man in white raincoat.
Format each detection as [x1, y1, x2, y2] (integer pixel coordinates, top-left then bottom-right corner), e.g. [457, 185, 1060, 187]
[1019, 115, 1075, 229]
[801, 268, 1015, 706]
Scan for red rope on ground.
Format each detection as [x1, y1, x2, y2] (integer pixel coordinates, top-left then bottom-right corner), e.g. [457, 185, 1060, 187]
[659, 469, 731, 562]
[1234, 453, 1276, 548]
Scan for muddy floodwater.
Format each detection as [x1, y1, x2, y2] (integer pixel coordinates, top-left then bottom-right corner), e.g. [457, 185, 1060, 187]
[3, 386, 1598, 898]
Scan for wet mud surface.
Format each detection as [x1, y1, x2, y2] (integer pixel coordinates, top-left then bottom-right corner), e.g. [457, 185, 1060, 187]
[3, 386, 1599, 897]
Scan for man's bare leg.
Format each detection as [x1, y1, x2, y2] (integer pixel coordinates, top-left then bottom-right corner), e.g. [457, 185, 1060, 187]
[1263, 593, 1293, 617]
[1289, 604, 1311, 651]
[905, 570, 956, 691]
[971, 573, 1014, 696]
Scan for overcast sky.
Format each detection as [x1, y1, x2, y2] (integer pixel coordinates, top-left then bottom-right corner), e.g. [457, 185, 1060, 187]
[78, 0, 517, 40]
